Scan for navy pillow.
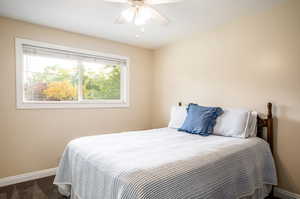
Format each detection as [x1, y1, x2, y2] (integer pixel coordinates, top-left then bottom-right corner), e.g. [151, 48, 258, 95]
[178, 103, 223, 136]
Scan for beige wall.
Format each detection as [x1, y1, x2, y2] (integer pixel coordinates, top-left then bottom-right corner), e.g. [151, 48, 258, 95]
[152, 0, 300, 194]
[1, 0, 300, 195]
[0, 17, 153, 178]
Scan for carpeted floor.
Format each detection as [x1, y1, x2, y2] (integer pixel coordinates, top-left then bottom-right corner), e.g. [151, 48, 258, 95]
[0, 176, 65, 199]
[0, 177, 280, 199]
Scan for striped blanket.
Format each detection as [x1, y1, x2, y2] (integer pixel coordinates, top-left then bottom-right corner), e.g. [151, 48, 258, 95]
[54, 128, 277, 199]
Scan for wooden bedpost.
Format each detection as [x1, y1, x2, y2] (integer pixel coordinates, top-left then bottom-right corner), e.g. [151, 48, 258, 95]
[266, 102, 275, 198]
[257, 102, 274, 153]
[267, 103, 274, 153]
[178, 102, 182, 107]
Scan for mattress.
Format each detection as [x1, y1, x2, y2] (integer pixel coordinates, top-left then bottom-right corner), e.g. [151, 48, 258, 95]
[54, 128, 277, 199]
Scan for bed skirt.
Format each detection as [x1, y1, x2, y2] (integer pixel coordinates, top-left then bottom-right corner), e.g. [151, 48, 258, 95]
[57, 184, 273, 199]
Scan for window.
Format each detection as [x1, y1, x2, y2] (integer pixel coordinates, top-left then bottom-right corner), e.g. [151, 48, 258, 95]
[16, 38, 129, 109]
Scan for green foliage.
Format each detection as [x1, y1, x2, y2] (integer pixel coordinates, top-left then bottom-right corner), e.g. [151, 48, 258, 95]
[83, 66, 120, 100]
[25, 64, 121, 101]
[31, 65, 78, 85]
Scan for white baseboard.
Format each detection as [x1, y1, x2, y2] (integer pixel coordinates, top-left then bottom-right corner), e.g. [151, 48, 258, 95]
[274, 187, 300, 199]
[0, 168, 57, 187]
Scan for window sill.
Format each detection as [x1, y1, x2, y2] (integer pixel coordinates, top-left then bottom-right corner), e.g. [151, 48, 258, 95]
[16, 102, 130, 109]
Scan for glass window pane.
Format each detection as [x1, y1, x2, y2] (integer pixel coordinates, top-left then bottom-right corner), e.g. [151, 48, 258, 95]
[24, 55, 79, 101]
[82, 61, 121, 100]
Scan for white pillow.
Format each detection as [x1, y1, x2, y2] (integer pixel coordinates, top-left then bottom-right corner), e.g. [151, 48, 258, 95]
[168, 106, 187, 129]
[213, 108, 253, 138]
[246, 111, 258, 137]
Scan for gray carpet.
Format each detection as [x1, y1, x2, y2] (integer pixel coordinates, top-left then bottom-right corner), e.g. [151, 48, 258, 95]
[0, 176, 279, 199]
[0, 176, 65, 199]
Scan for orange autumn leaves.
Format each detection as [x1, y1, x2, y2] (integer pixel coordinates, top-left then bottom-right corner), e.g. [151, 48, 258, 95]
[43, 80, 77, 101]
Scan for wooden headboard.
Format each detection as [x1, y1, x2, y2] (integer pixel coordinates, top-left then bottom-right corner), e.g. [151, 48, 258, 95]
[178, 102, 274, 152]
[257, 103, 274, 153]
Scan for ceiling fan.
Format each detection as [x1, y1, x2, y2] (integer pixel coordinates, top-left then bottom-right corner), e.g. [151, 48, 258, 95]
[104, 0, 182, 26]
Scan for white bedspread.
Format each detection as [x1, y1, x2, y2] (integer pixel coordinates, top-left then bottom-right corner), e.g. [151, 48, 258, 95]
[54, 128, 277, 199]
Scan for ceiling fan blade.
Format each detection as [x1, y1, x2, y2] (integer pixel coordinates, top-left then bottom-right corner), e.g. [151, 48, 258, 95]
[115, 6, 137, 24]
[103, 0, 129, 3]
[145, 0, 182, 5]
[146, 6, 169, 25]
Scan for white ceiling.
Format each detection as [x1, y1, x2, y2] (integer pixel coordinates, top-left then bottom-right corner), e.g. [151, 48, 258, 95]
[0, 0, 284, 49]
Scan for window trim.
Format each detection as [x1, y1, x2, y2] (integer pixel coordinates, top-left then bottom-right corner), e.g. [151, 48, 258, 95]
[15, 38, 130, 109]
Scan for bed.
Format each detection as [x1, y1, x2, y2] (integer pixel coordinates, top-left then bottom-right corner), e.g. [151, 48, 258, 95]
[54, 103, 277, 199]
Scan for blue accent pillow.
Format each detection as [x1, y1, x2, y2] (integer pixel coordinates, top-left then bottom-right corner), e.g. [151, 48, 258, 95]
[178, 103, 223, 136]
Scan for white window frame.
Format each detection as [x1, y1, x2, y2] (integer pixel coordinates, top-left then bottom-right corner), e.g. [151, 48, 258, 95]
[15, 38, 130, 109]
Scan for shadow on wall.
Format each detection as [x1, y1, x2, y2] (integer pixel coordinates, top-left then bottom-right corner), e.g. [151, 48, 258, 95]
[273, 104, 300, 193]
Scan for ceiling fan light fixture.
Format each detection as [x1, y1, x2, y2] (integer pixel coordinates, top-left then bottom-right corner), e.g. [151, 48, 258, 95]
[134, 6, 152, 25]
[106, 0, 182, 26]
[121, 7, 136, 23]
